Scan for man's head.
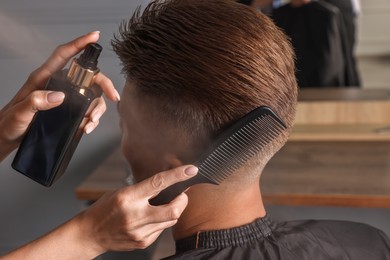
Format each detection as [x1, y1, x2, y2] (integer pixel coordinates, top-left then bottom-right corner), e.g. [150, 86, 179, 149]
[113, 0, 297, 186]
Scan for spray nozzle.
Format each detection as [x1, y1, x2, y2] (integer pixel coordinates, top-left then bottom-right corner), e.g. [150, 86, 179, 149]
[77, 43, 103, 70]
[67, 42, 103, 90]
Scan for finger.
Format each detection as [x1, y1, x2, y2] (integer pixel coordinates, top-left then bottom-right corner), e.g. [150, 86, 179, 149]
[82, 97, 105, 134]
[112, 187, 188, 232]
[6, 91, 65, 134]
[94, 73, 120, 102]
[84, 120, 99, 134]
[18, 90, 65, 115]
[133, 165, 198, 198]
[138, 231, 165, 249]
[124, 194, 188, 244]
[148, 193, 188, 223]
[29, 31, 101, 88]
[125, 221, 176, 249]
[41, 31, 101, 76]
[85, 97, 106, 122]
[147, 220, 177, 236]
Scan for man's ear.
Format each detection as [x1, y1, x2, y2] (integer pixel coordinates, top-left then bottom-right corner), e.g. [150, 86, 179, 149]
[163, 153, 184, 170]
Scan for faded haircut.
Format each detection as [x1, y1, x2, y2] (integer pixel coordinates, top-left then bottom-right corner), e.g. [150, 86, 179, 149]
[112, 0, 298, 175]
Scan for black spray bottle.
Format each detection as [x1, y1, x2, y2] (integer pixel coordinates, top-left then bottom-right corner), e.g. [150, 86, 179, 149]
[12, 43, 103, 186]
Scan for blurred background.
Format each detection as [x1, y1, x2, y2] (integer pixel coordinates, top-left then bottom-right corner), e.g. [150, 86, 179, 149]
[0, 0, 390, 259]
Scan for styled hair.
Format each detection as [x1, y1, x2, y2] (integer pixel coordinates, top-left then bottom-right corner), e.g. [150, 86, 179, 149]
[112, 0, 297, 176]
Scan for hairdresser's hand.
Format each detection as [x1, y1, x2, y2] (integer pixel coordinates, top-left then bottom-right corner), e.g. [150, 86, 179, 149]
[75, 165, 198, 256]
[0, 31, 120, 161]
[75, 166, 197, 253]
[2, 165, 198, 259]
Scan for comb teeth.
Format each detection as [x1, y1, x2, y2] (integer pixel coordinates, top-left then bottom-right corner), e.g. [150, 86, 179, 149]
[149, 106, 286, 206]
[196, 108, 286, 184]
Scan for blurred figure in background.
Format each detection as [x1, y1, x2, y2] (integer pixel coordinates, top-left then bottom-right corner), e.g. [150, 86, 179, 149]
[322, 0, 361, 82]
[238, 0, 280, 14]
[239, 0, 361, 88]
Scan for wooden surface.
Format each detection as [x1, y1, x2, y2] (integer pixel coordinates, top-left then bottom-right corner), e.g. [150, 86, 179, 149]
[76, 141, 390, 208]
[297, 88, 390, 101]
[292, 88, 390, 141]
[290, 124, 390, 141]
[261, 141, 390, 208]
[295, 101, 390, 125]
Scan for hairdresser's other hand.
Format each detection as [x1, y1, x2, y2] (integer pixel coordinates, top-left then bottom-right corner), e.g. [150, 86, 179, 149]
[2, 165, 197, 259]
[74, 165, 198, 256]
[0, 31, 120, 161]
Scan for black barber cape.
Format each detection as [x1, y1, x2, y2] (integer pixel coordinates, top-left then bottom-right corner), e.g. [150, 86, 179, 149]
[164, 215, 390, 259]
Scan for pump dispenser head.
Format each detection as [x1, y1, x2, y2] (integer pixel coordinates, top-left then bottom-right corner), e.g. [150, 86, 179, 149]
[67, 43, 102, 90]
[78, 43, 102, 70]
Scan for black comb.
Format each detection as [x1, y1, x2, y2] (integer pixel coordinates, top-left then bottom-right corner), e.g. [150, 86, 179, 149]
[149, 106, 286, 206]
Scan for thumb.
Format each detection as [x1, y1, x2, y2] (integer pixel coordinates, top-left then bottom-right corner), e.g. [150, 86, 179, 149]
[46, 91, 66, 105]
[1, 91, 66, 142]
[22, 90, 65, 113]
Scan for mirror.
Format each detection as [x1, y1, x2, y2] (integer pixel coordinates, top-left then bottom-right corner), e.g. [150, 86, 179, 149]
[244, 0, 390, 88]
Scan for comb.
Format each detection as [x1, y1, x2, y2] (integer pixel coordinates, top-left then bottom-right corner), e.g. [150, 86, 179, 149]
[149, 106, 286, 206]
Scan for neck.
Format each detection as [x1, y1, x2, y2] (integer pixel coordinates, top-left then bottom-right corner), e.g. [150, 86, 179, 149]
[172, 178, 265, 240]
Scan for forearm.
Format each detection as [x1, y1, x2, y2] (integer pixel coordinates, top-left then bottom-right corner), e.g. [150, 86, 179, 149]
[0, 214, 103, 260]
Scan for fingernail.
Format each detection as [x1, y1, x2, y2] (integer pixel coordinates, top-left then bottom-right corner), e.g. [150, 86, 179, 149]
[90, 30, 100, 35]
[85, 124, 94, 134]
[184, 166, 198, 176]
[115, 89, 121, 101]
[47, 92, 65, 103]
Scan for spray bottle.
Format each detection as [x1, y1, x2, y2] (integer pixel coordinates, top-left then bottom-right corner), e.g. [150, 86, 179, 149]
[12, 43, 103, 186]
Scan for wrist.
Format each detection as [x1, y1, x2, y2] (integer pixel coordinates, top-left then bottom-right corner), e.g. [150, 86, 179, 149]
[72, 211, 107, 258]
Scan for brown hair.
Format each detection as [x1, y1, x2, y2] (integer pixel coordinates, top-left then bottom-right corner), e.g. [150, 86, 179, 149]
[112, 0, 297, 176]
